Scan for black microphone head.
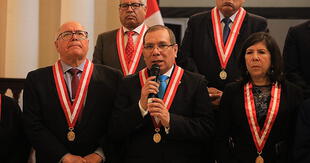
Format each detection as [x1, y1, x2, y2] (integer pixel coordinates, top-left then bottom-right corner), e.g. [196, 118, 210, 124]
[149, 64, 160, 77]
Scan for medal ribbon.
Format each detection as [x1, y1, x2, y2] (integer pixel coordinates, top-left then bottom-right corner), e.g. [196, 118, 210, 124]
[211, 7, 246, 70]
[53, 59, 94, 128]
[244, 82, 281, 153]
[139, 65, 184, 128]
[116, 24, 147, 76]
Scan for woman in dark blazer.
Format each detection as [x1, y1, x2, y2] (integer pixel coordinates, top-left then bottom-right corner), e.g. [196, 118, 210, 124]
[215, 32, 303, 163]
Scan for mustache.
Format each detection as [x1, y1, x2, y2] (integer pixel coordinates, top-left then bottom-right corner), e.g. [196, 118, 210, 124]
[223, 2, 234, 7]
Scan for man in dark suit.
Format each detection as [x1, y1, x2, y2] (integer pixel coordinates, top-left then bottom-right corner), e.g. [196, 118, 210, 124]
[110, 25, 215, 163]
[177, 0, 268, 106]
[0, 94, 30, 163]
[283, 20, 310, 99]
[93, 0, 148, 76]
[23, 21, 122, 163]
[294, 98, 310, 163]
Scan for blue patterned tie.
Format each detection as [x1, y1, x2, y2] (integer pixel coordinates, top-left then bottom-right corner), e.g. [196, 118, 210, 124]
[222, 17, 232, 45]
[157, 75, 169, 99]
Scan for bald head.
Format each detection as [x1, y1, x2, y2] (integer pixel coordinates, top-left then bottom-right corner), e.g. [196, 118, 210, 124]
[54, 21, 89, 67]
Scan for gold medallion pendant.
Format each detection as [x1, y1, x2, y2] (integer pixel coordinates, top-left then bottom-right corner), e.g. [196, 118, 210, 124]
[219, 70, 227, 80]
[153, 133, 161, 143]
[255, 155, 264, 163]
[67, 129, 75, 141]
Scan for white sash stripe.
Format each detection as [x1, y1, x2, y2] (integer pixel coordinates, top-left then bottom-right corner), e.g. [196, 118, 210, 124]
[245, 82, 281, 152]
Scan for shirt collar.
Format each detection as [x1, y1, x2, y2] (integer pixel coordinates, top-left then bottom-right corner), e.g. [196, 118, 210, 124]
[123, 23, 145, 35]
[219, 9, 239, 22]
[60, 60, 86, 73]
[162, 65, 174, 78]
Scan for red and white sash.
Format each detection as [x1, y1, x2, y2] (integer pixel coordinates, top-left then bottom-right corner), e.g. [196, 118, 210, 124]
[244, 82, 281, 153]
[211, 7, 246, 70]
[139, 65, 184, 126]
[116, 24, 147, 76]
[52, 59, 94, 129]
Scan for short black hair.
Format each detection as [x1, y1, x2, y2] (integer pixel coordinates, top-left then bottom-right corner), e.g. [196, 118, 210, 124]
[238, 32, 284, 84]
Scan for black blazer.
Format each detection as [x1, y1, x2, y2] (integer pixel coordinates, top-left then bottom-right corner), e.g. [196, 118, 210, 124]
[0, 95, 30, 163]
[216, 81, 303, 163]
[93, 29, 146, 74]
[110, 69, 215, 163]
[283, 20, 310, 99]
[294, 98, 310, 163]
[23, 64, 122, 163]
[177, 10, 268, 91]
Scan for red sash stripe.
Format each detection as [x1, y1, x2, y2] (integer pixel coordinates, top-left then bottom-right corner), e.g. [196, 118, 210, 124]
[244, 82, 281, 153]
[211, 7, 246, 70]
[117, 25, 147, 76]
[53, 59, 94, 128]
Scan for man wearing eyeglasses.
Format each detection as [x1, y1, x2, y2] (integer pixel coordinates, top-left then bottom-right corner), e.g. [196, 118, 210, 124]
[23, 21, 122, 163]
[93, 0, 148, 76]
[177, 0, 268, 107]
[110, 25, 215, 163]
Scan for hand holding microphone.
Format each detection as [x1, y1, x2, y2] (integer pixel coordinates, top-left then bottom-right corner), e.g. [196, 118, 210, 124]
[140, 64, 160, 110]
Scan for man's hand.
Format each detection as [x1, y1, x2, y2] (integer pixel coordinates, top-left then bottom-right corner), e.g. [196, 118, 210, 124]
[83, 153, 103, 163]
[140, 76, 159, 110]
[62, 154, 86, 163]
[208, 87, 223, 106]
[148, 98, 170, 127]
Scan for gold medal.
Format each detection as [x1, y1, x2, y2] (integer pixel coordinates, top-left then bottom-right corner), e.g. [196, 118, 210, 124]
[255, 155, 264, 163]
[153, 133, 161, 143]
[67, 128, 75, 141]
[153, 128, 161, 143]
[219, 70, 227, 80]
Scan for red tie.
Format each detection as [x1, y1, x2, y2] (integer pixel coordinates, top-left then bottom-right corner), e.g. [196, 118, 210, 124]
[125, 31, 135, 65]
[69, 68, 80, 100]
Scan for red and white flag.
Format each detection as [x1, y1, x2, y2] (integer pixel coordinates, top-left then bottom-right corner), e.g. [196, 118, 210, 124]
[145, 0, 164, 26]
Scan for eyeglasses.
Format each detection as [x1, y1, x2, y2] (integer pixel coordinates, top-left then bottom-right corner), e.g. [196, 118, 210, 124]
[119, 3, 144, 10]
[144, 43, 175, 52]
[56, 30, 88, 41]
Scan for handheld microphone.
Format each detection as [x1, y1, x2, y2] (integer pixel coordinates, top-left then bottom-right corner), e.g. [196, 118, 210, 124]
[148, 64, 160, 99]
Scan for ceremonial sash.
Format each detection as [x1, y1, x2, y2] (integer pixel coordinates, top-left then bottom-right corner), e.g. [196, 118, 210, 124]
[211, 7, 246, 70]
[139, 65, 184, 126]
[52, 59, 93, 130]
[244, 82, 281, 153]
[116, 24, 147, 76]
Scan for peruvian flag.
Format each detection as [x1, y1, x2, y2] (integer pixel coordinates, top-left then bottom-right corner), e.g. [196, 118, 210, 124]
[145, 0, 164, 26]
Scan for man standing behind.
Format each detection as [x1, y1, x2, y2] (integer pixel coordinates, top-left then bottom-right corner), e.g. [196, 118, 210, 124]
[283, 20, 310, 99]
[177, 0, 268, 106]
[110, 25, 214, 163]
[93, 0, 148, 76]
[23, 21, 122, 163]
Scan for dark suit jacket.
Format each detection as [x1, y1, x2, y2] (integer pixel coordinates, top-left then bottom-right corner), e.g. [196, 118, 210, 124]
[23, 64, 122, 163]
[294, 98, 310, 163]
[110, 69, 215, 163]
[216, 81, 303, 163]
[0, 95, 30, 163]
[283, 20, 310, 99]
[93, 29, 146, 74]
[177, 10, 268, 91]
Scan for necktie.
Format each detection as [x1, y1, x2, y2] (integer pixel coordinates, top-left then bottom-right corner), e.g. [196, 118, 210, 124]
[157, 75, 169, 99]
[222, 17, 232, 45]
[68, 68, 81, 100]
[125, 31, 135, 65]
